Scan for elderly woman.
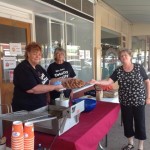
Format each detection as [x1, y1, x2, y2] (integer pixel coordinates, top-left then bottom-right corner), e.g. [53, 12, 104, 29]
[12, 42, 63, 111]
[47, 47, 76, 105]
[89, 49, 150, 150]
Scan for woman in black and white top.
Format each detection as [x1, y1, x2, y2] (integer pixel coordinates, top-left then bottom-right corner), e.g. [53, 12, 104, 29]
[88, 49, 150, 150]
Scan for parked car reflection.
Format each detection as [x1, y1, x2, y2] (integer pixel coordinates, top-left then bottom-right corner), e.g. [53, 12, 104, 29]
[67, 59, 92, 80]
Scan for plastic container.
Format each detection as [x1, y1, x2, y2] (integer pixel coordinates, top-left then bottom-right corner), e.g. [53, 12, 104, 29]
[53, 81, 62, 85]
[72, 98, 96, 112]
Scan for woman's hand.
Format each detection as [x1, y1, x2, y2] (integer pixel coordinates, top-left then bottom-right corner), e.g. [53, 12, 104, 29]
[88, 78, 114, 86]
[146, 98, 150, 105]
[88, 79, 98, 85]
[54, 84, 64, 92]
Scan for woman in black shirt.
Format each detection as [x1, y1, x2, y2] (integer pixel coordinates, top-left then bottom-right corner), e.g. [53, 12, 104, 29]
[12, 42, 63, 111]
[47, 47, 76, 105]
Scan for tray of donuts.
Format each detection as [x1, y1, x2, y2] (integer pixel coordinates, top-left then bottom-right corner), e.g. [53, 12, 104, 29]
[62, 78, 85, 89]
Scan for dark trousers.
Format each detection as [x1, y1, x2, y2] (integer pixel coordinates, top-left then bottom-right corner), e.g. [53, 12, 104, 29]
[121, 104, 146, 140]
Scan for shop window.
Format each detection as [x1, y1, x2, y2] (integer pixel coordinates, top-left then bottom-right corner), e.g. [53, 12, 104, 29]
[35, 16, 51, 69]
[40, 5, 65, 21]
[132, 36, 150, 72]
[66, 13, 93, 81]
[51, 20, 63, 47]
[35, 17, 64, 70]
[82, 0, 93, 16]
[35, 16, 50, 45]
[66, 0, 81, 11]
[55, 0, 65, 4]
[35, 11, 93, 82]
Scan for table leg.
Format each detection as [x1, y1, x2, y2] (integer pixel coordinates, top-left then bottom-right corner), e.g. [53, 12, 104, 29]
[121, 112, 123, 126]
[105, 134, 108, 147]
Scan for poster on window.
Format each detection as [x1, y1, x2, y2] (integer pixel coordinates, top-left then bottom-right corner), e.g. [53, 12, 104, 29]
[79, 50, 84, 59]
[10, 43, 22, 55]
[3, 57, 16, 70]
[85, 50, 90, 59]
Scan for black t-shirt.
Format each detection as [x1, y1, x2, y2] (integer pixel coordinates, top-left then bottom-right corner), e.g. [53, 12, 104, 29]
[47, 61, 76, 103]
[12, 60, 50, 111]
[110, 63, 148, 106]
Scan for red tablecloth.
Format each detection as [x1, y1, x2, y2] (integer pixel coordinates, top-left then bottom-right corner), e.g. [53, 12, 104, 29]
[4, 101, 120, 150]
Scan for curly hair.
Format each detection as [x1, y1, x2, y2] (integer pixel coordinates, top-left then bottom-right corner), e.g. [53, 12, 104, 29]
[25, 42, 42, 59]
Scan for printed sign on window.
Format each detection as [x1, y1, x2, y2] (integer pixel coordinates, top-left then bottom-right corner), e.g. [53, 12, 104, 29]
[10, 43, 22, 55]
[3, 57, 16, 69]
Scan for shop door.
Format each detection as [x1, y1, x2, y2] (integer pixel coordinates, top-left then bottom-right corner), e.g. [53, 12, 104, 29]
[0, 17, 31, 114]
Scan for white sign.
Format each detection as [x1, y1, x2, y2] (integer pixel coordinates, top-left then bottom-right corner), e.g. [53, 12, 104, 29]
[79, 50, 84, 59]
[85, 50, 90, 59]
[10, 43, 22, 55]
[3, 57, 16, 69]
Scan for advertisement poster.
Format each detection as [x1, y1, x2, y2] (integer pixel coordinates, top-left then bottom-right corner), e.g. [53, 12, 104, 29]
[3, 57, 16, 70]
[10, 43, 22, 55]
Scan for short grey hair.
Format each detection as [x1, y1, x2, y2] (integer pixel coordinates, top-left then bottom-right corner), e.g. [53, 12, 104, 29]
[54, 47, 66, 61]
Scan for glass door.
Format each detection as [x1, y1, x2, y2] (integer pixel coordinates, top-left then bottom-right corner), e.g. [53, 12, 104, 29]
[101, 27, 121, 79]
[0, 17, 31, 114]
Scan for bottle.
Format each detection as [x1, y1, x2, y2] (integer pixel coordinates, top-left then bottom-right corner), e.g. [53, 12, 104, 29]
[37, 144, 44, 150]
[60, 90, 64, 101]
